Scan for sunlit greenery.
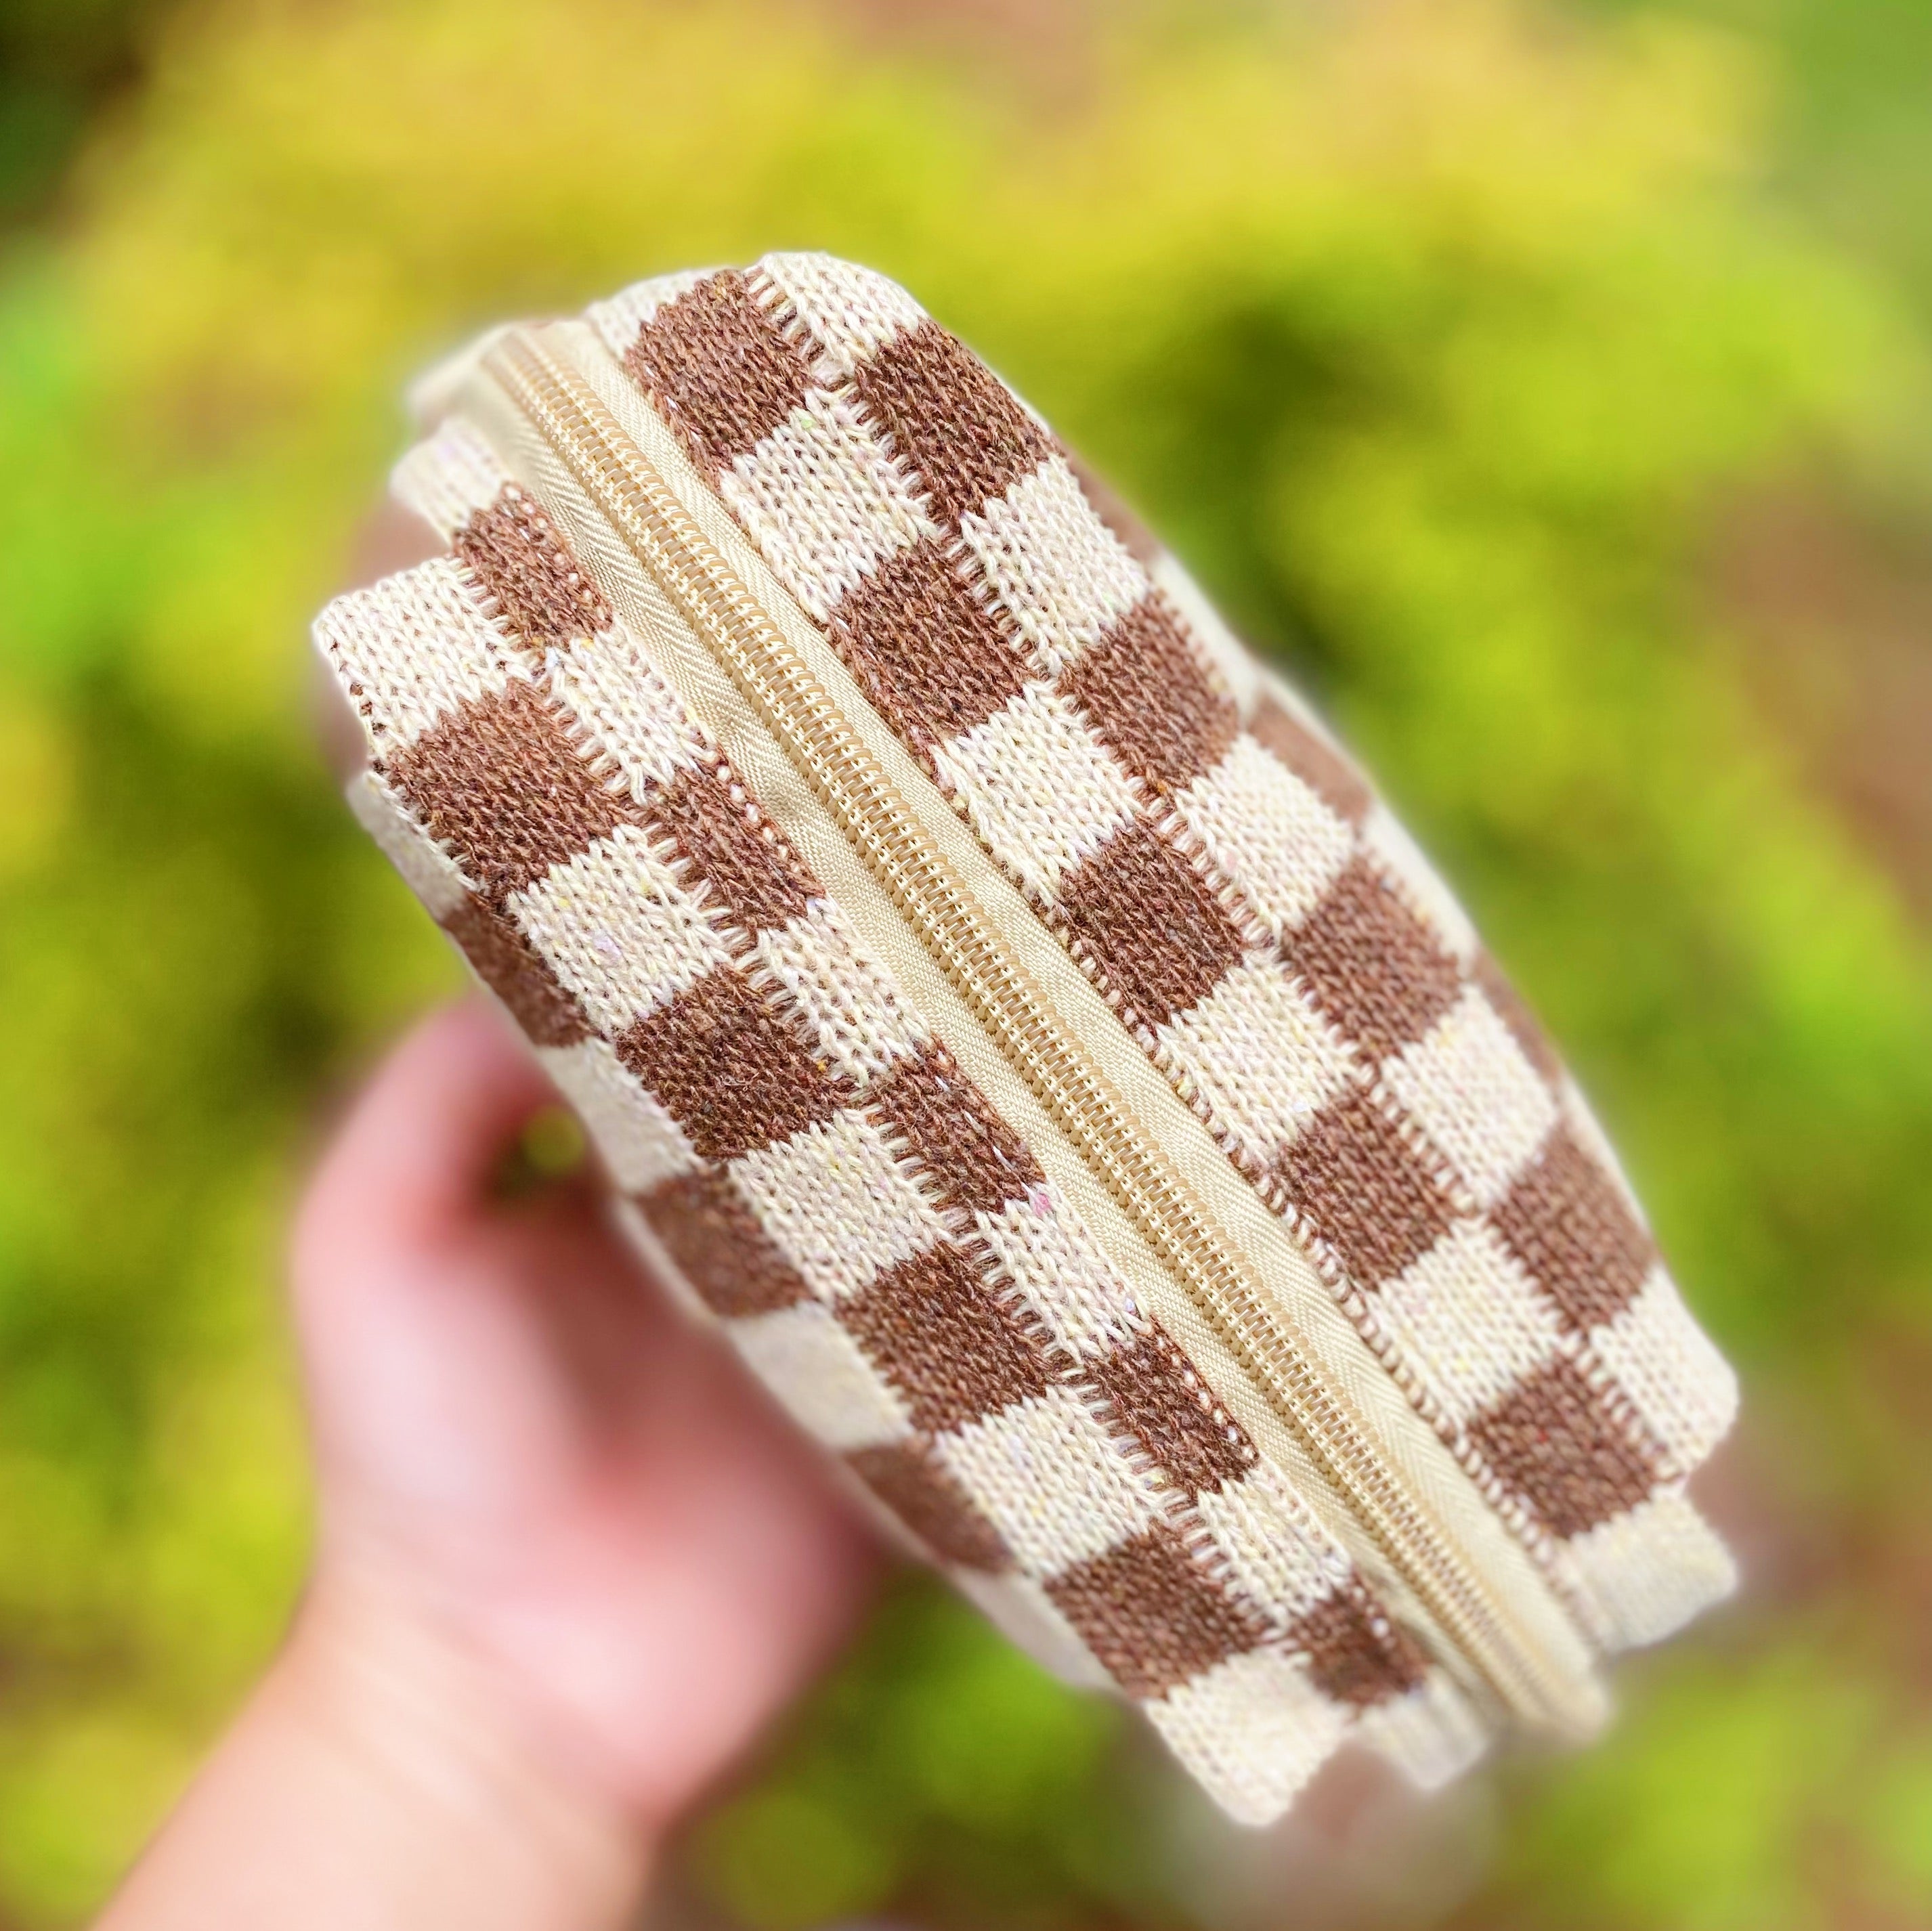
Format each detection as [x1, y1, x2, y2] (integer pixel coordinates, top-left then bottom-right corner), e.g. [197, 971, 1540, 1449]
[2, 2, 1930, 1925]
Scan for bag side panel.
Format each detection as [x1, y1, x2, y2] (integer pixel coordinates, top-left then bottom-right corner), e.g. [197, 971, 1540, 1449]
[593, 255, 1738, 1651]
[315, 421, 1481, 1820]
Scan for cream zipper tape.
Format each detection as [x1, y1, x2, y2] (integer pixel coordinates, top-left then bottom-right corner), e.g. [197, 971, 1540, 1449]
[481, 325, 1604, 1737]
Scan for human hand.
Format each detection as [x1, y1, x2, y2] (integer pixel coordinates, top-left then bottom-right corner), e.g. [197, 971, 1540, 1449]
[104, 998, 878, 1929]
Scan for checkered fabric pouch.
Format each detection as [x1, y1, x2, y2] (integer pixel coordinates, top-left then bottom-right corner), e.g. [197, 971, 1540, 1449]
[314, 255, 1738, 1825]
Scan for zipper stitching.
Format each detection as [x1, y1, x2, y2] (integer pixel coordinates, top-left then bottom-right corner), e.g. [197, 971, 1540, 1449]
[486, 327, 1596, 1736]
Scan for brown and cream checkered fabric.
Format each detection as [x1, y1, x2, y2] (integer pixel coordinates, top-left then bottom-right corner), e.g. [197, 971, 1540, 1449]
[316, 253, 1737, 1823]
[586, 255, 1736, 1653]
[318, 414, 1484, 1823]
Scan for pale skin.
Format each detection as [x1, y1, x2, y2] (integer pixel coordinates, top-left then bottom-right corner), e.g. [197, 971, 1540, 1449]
[100, 998, 878, 1930]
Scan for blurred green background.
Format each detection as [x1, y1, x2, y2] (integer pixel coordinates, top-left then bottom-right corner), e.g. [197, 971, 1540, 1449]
[3, 0, 1931, 1925]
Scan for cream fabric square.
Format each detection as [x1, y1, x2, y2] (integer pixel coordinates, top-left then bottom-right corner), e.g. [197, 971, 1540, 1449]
[345, 770, 470, 917]
[1367, 1219, 1563, 1431]
[1553, 1488, 1737, 1652]
[1354, 1673, 1488, 1791]
[973, 1182, 1145, 1358]
[1360, 802, 1478, 963]
[1174, 735, 1355, 939]
[1154, 959, 1354, 1168]
[1382, 984, 1560, 1207]
[756, 252, 926, 378]
[750, 901, 929, 1088]
[1589, 1266, 1739, 1474]
[732, 1109, 947, 1303]
[930, 682, 1139, 899]
[389, 414, 510, 540]
[1144, 1648, 1352, 1827]
[1192, 1466, 1349, 1626]
[585, 268, 716, 362]
[535, 1037, 699, 1192]
[958, 455, 1149, 678]
[936, 1385, 1155, 1577]
[720, 389, 937, 620]
[546, 620, 710, 801]
[314, 556, 518, 750]
[729, 1299, 916, 1451]
[509, 822, 733, 1036]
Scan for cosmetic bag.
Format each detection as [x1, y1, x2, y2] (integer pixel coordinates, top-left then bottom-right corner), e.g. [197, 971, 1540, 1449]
[313, 254, 1739, 1824]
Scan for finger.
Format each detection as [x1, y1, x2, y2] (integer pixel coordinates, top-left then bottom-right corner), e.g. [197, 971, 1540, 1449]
[345, 498, 444, 589]
[291, 999, 595, 1529]
[298, 997, 555, 1267]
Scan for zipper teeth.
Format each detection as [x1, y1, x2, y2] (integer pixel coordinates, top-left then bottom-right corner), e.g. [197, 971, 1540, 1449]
[489, 328, 1592, 1735]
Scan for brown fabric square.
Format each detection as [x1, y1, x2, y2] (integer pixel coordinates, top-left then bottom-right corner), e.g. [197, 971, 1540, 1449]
[638, 1168, 809, 1319]
[1249, 695, 1373, 827]
[828, 538, 1032, 750]
[1490, 1126, 1655, 1333]
[1283, 1585, 1429, 1709]
[1281, 856, 1460, 1060]
[645, 761, 817, 934]
[624, 270, 813, 471]
[454, 487, 612, 657]
[867, 1045, 1044, 1216]
[1473, 952, 1562, 1087]
[847, 1439, 1012, 1572]
[1058, 821, 1247, 1029]
[1061, 594, 1240, 796]
[854, 319, 1052, 529]
[841, 1242, 1051, 1435]
[1088, 1326, 1255, 1500]
[387, 680, 633, 906]
[616, 966, 843, 1162]
[1272, 1087, 1457, 1287]
[1046, 1525, 1268, 1699]
[440, 895, 590, 1048]
[1467, 1356, 1659, 1540]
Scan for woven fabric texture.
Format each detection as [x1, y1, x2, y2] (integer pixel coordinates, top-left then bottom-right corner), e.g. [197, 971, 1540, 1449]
[587, 255, 1738, 1651]
[315, 252, 1740, 1823]
[320, 417, 1485, 1823]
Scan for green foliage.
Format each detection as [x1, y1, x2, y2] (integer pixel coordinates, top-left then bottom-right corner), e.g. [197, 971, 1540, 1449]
[1, 1, 1929, 1924]
[686, 1583, 1151, 1930]
[1579, 0, 1932, 320]
[1861, 1733, 1932, 1916]
[1498, 1639, 1883, 1931]
[0, 0, 169, 225]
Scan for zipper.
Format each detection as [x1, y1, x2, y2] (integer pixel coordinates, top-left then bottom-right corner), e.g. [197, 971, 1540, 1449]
[486, 326, 1600, 1738]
